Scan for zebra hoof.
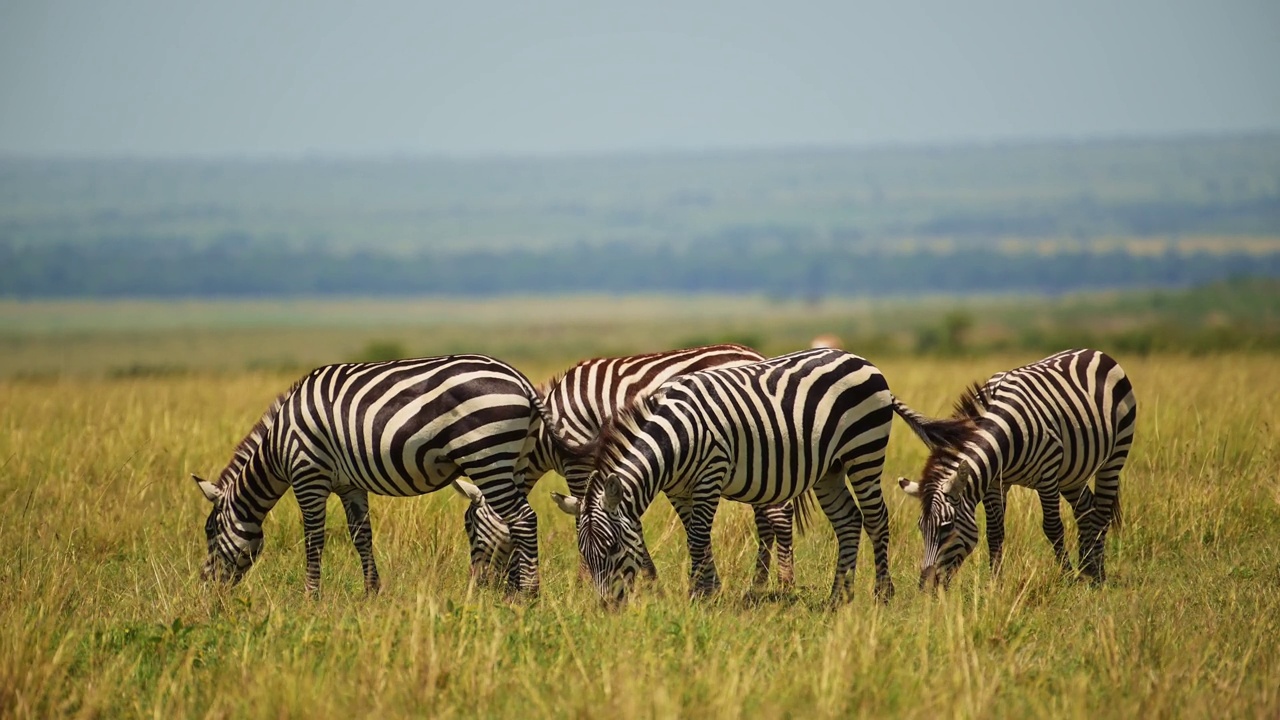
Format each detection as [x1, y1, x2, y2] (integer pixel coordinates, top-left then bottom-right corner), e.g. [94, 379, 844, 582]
[504, 585, 540, 602]
[875, 579, 895, 604]
[1080, 564, 1105, 585]
[776, 567, 795, 589]
[690, 582, 721, 600]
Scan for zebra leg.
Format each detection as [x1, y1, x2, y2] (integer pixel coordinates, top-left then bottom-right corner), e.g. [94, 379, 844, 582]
[751, 504, 778, 587]
[337, 488, 380, 594]
[848, 464, 893, 603]
[1067, 485, 1104, 584]
[637, 538, 660, 582]
[295, 484, 332, 597]
[482, 487, 540, 597]
[770, 503, 797, 588]
[1066, 485, 1097, 575]
[669, 495, 699, 589]
[1036, 485, 1072, 574]
[1084, 449, 1127, 584]
[681, 490, 724, 598]
[505, 503, 539, 596]
[814, 471, 865, 605]
[983, 483, 1009, 576]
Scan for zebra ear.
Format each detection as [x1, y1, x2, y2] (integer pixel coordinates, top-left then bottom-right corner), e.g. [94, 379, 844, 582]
[898, 478, 922, 498]
[602, 474, 624, 513]
[452, 479, 486, 506]
[551, 492, 581, 517]
[943, 464, 970, 500]
[192, 474, 223, 503]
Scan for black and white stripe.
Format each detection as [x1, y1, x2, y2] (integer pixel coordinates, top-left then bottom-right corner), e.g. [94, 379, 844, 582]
[891, 371, 1031, 575]
[552, 348, 895, 605]
[460, 344, 813, 587]
[894, 348, 1137, 588]
[192, 354, 556, 595]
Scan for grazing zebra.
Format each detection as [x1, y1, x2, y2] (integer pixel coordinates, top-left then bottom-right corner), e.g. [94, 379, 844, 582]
[894, 348, 1137, 589]
[457, 344, 813, 588]
[890, 371, 1029, 574]
[192, 354, 568, 596]
[551, 348, 895, 605]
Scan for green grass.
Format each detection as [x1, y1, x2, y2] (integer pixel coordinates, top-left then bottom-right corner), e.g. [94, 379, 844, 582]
[1, 354, 1278, 718]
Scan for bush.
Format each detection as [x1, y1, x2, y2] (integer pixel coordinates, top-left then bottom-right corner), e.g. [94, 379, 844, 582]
[349, 340, 411, 363]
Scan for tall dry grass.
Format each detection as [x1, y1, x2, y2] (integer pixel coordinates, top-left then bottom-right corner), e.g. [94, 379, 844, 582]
[0, 355, 1277, 718]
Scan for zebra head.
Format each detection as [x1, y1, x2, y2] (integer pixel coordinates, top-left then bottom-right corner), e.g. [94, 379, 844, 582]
[452, 479, 514, 585]
[193, 474, 261, 585]
[899, 459, 979, 592]
[552, 472, 645, 606]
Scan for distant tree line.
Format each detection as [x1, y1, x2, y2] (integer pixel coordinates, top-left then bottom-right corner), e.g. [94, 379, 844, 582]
[915, 194, 1280, 239]
[3, 234, 1279, 298]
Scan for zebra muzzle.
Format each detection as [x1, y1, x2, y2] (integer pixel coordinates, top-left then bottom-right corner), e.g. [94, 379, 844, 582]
[920, 565, 940, 593]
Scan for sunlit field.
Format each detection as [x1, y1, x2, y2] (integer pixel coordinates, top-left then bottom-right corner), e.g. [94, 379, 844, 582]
[2, 347, 1277, 718]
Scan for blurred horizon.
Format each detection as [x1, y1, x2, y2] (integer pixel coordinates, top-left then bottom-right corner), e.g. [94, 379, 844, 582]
[4, 128, 1279, 163]
[4, 133, 1279, 299]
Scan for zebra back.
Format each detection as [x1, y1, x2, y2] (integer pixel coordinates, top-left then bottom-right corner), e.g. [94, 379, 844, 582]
[538, 343, 765, 443]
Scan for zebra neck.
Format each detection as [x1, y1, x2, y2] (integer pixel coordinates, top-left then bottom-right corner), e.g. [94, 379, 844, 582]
[956, 419, 1010, 497]
[616, 455, 669, 518]
[226, 450, 290, 525]
[525, 428, 556, 489]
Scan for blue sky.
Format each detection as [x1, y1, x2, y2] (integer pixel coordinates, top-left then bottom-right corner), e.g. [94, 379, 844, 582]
[2, 0, 1277, 157]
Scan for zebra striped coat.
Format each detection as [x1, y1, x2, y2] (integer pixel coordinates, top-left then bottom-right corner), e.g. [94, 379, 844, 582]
[891, 370, 1032, 574]
[894, 348, 1137, 589]
[459, 344, 811, 588]
[192, 354, 562, 596]
[552, 348, 895, 605]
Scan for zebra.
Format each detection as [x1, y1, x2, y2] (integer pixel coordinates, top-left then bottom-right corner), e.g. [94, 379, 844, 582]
[191, 354, 570, 596]
[455, 344, 814, 588]
[890, 370, 1027, 575]
[893, 348, 1137, 590]
[550, 347, 895, 606]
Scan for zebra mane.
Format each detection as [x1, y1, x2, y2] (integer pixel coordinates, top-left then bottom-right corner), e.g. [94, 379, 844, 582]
[587, 390, 665, 472]
[914, 382, 996, 492]
[215, 380, 300, 489]
[951, 381, 991, 420]
[535, 369, 568, 400]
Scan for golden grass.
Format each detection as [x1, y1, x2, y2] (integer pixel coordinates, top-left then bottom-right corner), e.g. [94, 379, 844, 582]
[1, 355, 1278, 718]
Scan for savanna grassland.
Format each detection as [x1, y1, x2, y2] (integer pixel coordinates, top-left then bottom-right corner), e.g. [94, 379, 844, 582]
[1, 299, 1279, 718]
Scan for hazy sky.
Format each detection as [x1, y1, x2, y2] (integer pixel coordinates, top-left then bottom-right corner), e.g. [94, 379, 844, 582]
[2, 0, 1277, 157]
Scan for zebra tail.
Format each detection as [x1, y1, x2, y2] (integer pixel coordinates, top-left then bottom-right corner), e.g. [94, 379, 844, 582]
[530, 395, 597, 460]
[792, 489, 817, 537]
[890, 394, 971, 449]
[1110, 485, 1123, 533]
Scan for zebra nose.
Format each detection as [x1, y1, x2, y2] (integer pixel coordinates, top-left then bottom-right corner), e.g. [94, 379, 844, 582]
[920, 565, 940, 593]
[600, 592, 626, 611]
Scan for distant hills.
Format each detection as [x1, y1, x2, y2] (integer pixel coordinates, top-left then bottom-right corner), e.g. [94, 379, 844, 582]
[2, 134, 1279, 298]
